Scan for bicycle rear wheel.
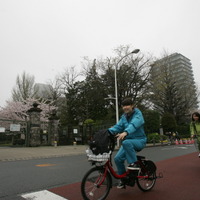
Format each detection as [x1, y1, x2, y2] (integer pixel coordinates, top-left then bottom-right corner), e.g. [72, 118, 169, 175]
[136, 160, 157, 191]
[81, 167, 112, 200]
[137, 171, 156, 191]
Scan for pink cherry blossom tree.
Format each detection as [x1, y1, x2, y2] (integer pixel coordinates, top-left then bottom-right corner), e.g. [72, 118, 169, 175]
[0, 98, 57, 122]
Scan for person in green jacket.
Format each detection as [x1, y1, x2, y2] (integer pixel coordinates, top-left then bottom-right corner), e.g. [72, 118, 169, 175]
[190, 112, 200, 157]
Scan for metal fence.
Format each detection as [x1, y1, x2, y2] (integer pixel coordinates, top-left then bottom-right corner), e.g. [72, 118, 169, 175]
[0, 118, 114, 146]
[0, 119, 28, 146]
[58, 123, 113, 145]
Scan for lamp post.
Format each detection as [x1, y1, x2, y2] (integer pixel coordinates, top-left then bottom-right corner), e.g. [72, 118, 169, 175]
[114, 49, 140, 123]
[114, 49, 140, 148]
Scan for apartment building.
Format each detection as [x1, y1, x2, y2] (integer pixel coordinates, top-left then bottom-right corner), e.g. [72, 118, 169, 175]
[151, 52, 198, 113]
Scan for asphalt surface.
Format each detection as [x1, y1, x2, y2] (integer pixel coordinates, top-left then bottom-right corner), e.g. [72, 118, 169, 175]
[1, 143, 199, 200]
[49, 150, 200, 200]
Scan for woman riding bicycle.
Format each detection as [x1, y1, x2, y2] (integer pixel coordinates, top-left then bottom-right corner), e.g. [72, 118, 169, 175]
[108, 98, 147, 188]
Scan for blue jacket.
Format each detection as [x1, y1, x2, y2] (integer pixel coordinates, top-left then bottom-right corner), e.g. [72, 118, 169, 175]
[109, 108, 146, 140]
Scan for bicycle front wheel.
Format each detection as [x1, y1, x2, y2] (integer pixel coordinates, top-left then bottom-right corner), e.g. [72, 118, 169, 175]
[81, 167, 112, 200]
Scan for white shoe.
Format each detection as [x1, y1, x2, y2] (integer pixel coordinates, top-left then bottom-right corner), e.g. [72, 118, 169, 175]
[127, 163, 140, 170]
[198, 153, 200, 158]
[117, 180, 125, 189]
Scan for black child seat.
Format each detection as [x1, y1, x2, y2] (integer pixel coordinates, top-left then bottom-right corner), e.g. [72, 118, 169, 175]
[89, 129, 115, 155]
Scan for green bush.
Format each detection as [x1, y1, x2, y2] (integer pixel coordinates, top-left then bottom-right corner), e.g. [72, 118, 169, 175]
[84, 119, 94, 125]
[176, 125, 190, 138]
[159, 134, 168, 141]
[147, 133, 167, 143]
[147, 133, 159, 143]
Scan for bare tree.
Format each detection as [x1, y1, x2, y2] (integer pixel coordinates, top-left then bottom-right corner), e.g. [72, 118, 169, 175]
[12, 71, 37, 102]
[57, 66, 80, 94]
[101, 45, 153, 108]
[45, 78, 63, 102]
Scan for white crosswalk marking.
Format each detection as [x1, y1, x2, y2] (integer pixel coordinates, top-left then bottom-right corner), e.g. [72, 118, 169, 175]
[21, 190, 68, 200]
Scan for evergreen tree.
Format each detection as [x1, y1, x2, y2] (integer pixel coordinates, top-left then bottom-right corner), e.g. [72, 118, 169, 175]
[83, 59, 107, 120]
[161, 113, 177, 133]
[143, 110, 160, 134]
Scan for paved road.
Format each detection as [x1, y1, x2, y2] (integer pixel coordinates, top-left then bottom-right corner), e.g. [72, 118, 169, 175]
[0, 144, 199, 199]
[49, 151, 200, 200]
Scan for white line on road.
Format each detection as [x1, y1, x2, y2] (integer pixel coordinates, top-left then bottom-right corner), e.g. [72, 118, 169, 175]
[161, 146, 188, 150]
[21, 190, 68, 200]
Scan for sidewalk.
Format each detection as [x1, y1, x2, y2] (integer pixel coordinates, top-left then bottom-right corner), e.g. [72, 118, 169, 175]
[0, 143, 166, 162]
[0, 145, 88, 162]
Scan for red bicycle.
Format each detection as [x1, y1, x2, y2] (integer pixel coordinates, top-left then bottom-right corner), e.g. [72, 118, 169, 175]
[81, 140, 162, 200]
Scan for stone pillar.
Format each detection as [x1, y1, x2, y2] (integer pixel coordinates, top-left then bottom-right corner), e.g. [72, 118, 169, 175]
[27, 102, 42, 147]
[48, 109, 59, 146]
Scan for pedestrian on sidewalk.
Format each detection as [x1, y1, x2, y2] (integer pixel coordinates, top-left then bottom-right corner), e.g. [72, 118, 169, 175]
[190, 112, 200, 157]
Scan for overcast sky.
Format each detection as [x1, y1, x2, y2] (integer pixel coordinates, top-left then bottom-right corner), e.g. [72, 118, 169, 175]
[0, 0, 200, 107]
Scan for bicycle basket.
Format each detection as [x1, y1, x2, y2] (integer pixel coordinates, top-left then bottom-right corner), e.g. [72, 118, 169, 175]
[86, 148, 111, 162]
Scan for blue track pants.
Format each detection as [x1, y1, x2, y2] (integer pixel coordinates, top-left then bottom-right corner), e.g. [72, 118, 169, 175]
[114, 138, 146, 175]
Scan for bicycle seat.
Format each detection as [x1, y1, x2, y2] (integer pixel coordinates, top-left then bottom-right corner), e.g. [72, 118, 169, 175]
[137, 155, 145, 160]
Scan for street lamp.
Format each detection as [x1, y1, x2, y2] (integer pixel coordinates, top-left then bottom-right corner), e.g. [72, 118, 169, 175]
[114, 49, 140, 123]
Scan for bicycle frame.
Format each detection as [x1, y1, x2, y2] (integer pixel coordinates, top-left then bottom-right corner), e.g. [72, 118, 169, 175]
[94, 156, 149, 187]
